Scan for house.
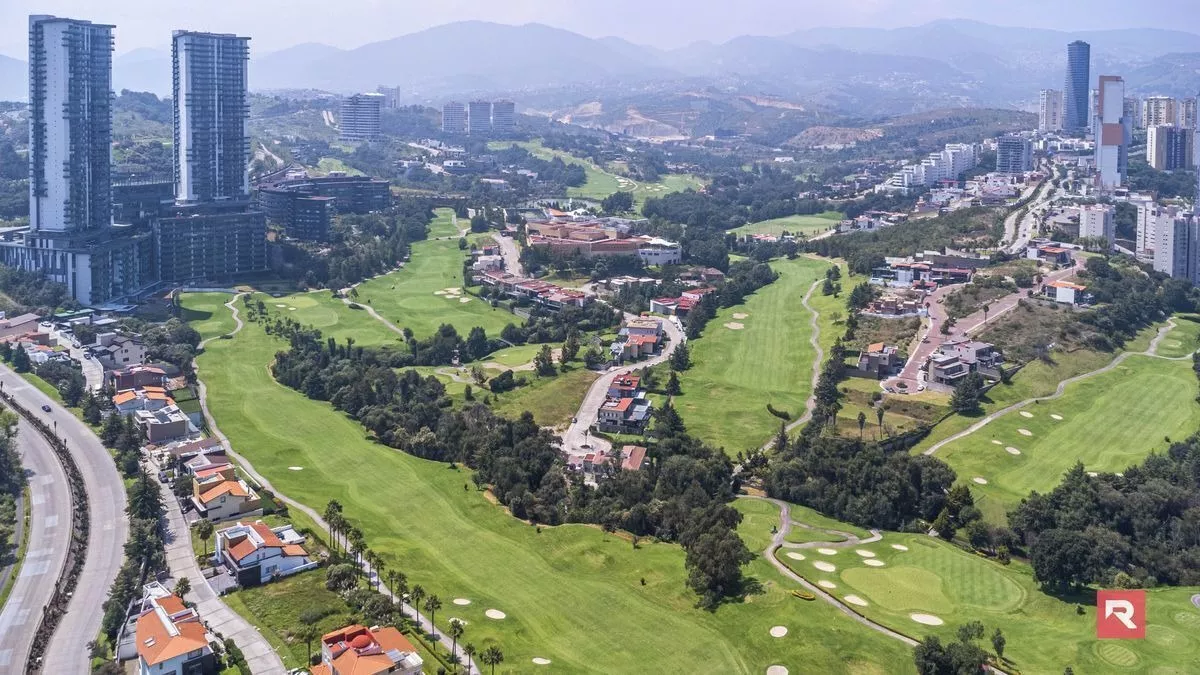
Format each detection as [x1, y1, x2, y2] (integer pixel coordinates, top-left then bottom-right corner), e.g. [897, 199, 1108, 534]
[622, 317, 662, 339]
[0, 313, 40, 340]
[214, 520, 317, 587]
[678, 266, 725, 286]
[1026, 244, 1073, 267]
[596, 394, 653, 434]
[310, 624, 423, 675]
[926, 339, 1002, 385]
[864, 293, 925, 317]
[621, 445, 648, 471]
[113, 386, 175, 415]
[192, 466, 261, 522]
[134, 404, 193, 443]
[135, 582, 217, 675]
[858, 343, 902, 378]
[92, 333, 146, 369]
[111, 364, 167, 390]
[607, 375, 643, 399]
[162, 437, 224, 463]
[1043, 280, 1091, 305]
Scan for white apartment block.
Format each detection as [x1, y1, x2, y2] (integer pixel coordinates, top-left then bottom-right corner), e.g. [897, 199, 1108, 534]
[1079, 204, 1115, 249]
[1094, 75, 1128, 189]
[879, 143, 978, 194]
[1143, 96, 1178, 128]
[1039, 89, 1063, 132]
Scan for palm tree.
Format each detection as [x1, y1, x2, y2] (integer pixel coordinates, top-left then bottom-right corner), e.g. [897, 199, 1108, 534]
[448, 619, 464, 666]
[194, 519, 214, 557]
[856, 411, 867, 438]
[295, 623, 320, 666]
[876, 405, 885, 431]
[482, 646, 504, 675]
[424, 594, 442, 638]
[323, 500, 343, 554]
[348, 527, 365, 571]
[409, 585, 425, 625]
[463, 643, 477, 674]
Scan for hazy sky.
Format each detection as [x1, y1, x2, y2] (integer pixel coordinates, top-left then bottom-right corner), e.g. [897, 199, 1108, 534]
[3, 0, 1197, 57]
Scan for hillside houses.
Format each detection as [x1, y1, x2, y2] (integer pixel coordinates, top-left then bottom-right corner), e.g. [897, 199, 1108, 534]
[927, 339, 1003, 386]
[610, 317, 665, 363]
[525, 220, 682, 265]
[474, 270, 591, 310]
[214, 520, 317, 587]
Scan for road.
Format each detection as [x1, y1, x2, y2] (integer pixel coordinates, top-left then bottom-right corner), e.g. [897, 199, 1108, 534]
[194, 295, 480, 673]
[0, 417, 71, 672]
[1003, 167, 1059, 255]
[560, 313, 685, 458]
[491, 232, 525, 277]
[0, 365, 128, 675]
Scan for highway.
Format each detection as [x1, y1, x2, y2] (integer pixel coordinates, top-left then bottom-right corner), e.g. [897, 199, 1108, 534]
[0, 365, 128, 675]
[0, 417, 71, 672]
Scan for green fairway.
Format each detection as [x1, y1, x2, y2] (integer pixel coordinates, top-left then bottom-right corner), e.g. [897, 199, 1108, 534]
[934, 354, 1200, 522]
[773, 530, 1200, 674]
[1156, 316, 1200, 358]
[427, 207, 461, 239]
[315, 157, 364, 176]
[674, 257, 838, 453]
[488, 366, 600, 429]
[732, 212, 843, 238]
[179, 292, 238, 341]
[191, 307, 913, 674]
[262, 291, 403, 347]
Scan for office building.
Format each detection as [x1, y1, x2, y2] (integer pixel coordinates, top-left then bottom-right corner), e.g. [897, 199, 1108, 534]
[112, 179, 175, 228]
[339, 93, 383, 141]
[1181, 97, 1198, 129]
[1079, 204, 1115, 249]
[491, 100, 516, 134]
[1147, 125, 1194, 171]
[258, 175, 390, 241]
[1094, 75, 1129, 189]
[1143, 96, 1178, 128]
[468, 100, 492, 136]
[996, 135, 1033, 174]
[1124, 97, 1141, 130]
[154, 202, 267, 282]
[1039, 89, 1063, 132]
[441, 101, 466, 134]
[1063, 41, 1091, 131]
[173, 31, 250, 204]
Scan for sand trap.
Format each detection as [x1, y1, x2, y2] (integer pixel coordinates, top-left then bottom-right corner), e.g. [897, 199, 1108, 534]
[1020, 411, 1034, 418]
[1191, 594, 1200, 609]
[532, 658, 552, 665]
[452, 598, 472, 606]
[1005, 446, 1021, 455]
[911, 613, 944, 626]
[1087, 471, 1099, 477]
[288, 466, 304, 471]
[458, 297, 471, 303]
[732, 313, 749, 319]
[863, 559, 886, 567]
[1018, 428, 1033, 436]
[891, 544, 909, 551]
[818, 580, 837, 589]
[485, 609, 506, 620]
[288, 307, 297, 311]
[766, 667, 789, 675]
[816, 548, 838, 555]
[434, 290, 446, 295]
[973, 477, 988, 485]
[724, 322, 745, 330]
[785, 552, 806, 561]
[844, 595, 869, 607]
[813, 561, 836, 573]
[275, 303, 286, 307]
[991, 440, 1002, 445]
[445, 287, 462, 294]
[769, 625, 788, 638]
[1051, 414, 1064, 421]
[855, 549, 876, 558]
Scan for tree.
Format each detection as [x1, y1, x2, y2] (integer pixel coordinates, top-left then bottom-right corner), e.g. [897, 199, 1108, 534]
[82, 392, 101, 425]
[409, 585, 426, 620]
[482, 646, 505, 675]
[932, 509, 956, 541]
[982, 303, 991, 322]
[323, 500, 343, 555]
[991, 628, 1006, 660]
[470, 214, 489, 233]
[448, 619, 465, 665]
[11, 346, 30, 373]
[601, 191, 634, 214]
[856, 411, 866, 439]
[326, 563, 358, 592]
[665, 371, 681, 395]
[670, 342, 691, 371]
[173, 576, 191, 599]
[465, 327, 490, 362]
[295, 623, 320, 666]
[194, 519, 214, 557]
[949, 372, 984, 414]
[875, 405, 884, 431]
[534, 344, 557, 376]
[463, 643, 477, 673]
[423, 594, 442, 637]
[684, 523, 754, 609]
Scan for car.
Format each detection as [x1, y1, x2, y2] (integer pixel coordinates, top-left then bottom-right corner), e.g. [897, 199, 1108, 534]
[41, 404, 51, 413]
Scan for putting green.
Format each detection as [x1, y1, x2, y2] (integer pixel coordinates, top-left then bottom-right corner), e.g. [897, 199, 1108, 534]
[180, 292, 239, 341]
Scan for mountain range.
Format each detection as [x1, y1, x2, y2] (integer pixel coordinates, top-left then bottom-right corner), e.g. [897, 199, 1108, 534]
[2, 19, 1200, 115]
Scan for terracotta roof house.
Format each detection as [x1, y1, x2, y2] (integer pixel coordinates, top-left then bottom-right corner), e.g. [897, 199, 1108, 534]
[215, 520, 317, 587]
[1043, 279, 1091, 305]
[310, 624, 423, 675]
[596, 393, 653, 435]
[135, 583, 216, 675]
[192, 468, 261, 523]
[621, 445, 648, 471]
[857, 343, 902, 379]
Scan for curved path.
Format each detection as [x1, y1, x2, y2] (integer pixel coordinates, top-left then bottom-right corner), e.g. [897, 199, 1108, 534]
[193, 295, 481, 674]
[925, 319, 1193, 455]
[779, 522, 882, 550]
[0, 417, 71, 671]
[758, 279, 824, 451]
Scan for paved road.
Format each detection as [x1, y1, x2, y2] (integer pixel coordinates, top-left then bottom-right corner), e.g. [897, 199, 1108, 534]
[0, 417, 71, 672]
[155, 468, 287, 674]
[560, 313, 685, 458]
[0, 365, 129, 675]
[491, 232, 525, 277]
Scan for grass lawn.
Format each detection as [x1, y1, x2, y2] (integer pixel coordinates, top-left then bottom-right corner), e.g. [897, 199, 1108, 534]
[732, 212, 843, 238]
[773, 530, 1200, 675]
[427, 208, 461, 239]
[934, 354, 1200, 523]
[193, 312, 912, 674]
[258, 291, 403, 348]
[179, 292, 238, 341]
[315, 157, 364, 176]
[1156, 315, 1200, 358]
[674, 257, 839, 453]
[488, 366, 600, 429]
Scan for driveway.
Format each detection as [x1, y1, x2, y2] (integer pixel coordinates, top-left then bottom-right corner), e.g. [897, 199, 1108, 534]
[491, 232, 525, 277]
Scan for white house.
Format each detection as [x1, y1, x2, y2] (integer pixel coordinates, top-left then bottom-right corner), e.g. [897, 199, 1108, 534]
[135, 582, 216, 675]
[215, 520, 317, 587]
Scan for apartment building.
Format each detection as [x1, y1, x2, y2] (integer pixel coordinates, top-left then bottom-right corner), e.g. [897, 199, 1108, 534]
[340, 93, 384, 141]
[1039, 89, 1063, 132]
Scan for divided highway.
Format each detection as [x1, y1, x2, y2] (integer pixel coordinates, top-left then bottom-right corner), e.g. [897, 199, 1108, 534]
[0, 365, 128, 675]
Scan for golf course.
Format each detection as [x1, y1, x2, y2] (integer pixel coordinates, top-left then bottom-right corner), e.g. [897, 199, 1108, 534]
[732, 212, 844, 239]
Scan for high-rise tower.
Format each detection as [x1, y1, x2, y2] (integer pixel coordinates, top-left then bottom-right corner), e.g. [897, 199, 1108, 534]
[1063, 40, 1091, 131]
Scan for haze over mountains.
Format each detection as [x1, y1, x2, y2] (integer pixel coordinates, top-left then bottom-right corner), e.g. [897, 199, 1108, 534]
[3, 19, 1200, 114]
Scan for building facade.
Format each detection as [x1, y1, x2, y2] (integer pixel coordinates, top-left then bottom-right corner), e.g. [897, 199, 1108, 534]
[1094, 75, 1129, 189]
[154, 204, 266, 282]
[1181, 97, 1198, 129]
[995, 135, 1033, 174]
[1124, 97, 1141, 130]
[468, 100, 492, 135]
[1063, 40, 1091, 131]
[491, 100, 515, 133]
[1147, 124, 1194, 171]
[1038, 89, 1063, 132]
[258, 174, 390, 241]
[1079, 204, 1115, 249]
[1153, 207, 1197, 281]
[339, 93, 383, 141]
[1143, 96, 1178, 128]
[172, 31, 250, 204]
[441, 101, 466, 134]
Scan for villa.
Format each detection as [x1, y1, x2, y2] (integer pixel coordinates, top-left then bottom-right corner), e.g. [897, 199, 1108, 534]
[134, 582, 216, 675]
[310, 624, 424, 675]
[214, 520, 317, 587]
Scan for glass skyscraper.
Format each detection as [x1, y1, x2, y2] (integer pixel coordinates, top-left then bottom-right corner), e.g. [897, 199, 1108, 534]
[1064, 40, 1091, 131]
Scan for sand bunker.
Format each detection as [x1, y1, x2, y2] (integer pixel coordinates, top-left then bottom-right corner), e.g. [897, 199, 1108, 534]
[911, 613, 944, 626]
[1051, 414, 1064, 421]
[275, 303, 286, 307]
[891, 544, 909, 551]
[991, 440, 1002, 445]
[844, 595, 869, 607]
[1005, 446, 1021, 455]
[724, 322, 745, 330]
[863, 559, 885, 567]
[1087, 471, 1099, 477]
[770, 626, 788, 638]
[855, 549, 876, 558]
[1018, 428, 1033, 436]
[785, 552, 806, 561]
[818, 580, 837, 589]
[288, 466, 303, 471]
[288, 307, 297, 310]
[1191, 594, 1200, 609]
[1020, 411, 1034, 418]
[434, 290, 446, 295]
[452, 598, 472, 606]
[458, 297, 471, 303]
[732, 313, 749, 319]
[485, 609, 506, 620]
[766, 667, 789, 675]
[973, 477, 988, 485]
[532, 658, 552, 665]
[816, 548, 838, 555]
[813, 561, 836, 573]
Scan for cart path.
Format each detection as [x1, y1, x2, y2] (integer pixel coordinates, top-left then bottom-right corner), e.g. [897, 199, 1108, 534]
[757, 278, 825, 452]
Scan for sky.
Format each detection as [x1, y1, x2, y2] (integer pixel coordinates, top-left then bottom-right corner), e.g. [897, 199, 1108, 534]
[3, 0, 1198, 58]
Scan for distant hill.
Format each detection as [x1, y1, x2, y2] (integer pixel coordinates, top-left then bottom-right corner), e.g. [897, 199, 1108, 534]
[0, 55, 26, 102]
[114, 48, 171, 96]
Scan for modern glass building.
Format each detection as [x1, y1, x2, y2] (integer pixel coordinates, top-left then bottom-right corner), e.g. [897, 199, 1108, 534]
[1063, 40, 1091, 131]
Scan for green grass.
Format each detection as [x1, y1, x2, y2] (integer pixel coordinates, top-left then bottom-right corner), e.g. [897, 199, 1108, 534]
[178, 292, 238, 341]
[674, 257, 839, 453]
[1156, 315, 1200, 359]
[427, 208, 461, 239]
[935, 354, 1200, 523]
[258, 292, 403, 347]
[787, 502, 872, 540]
[732, 212, 843, 238]
[315, 157, 364, 176]
[774, 531, 1200, 674]
[192, 309, 912, 674]
[0, 485, 31, 610]
[784, 528, 848, 545]
[488, 366, 600, 429]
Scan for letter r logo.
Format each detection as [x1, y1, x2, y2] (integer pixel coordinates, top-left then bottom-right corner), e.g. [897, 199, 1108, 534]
[1097, 590, 1146, 639]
